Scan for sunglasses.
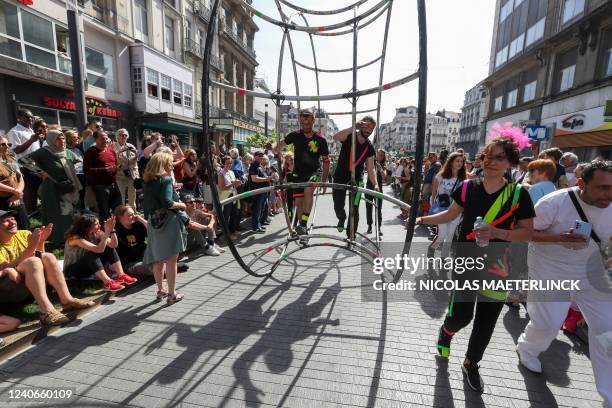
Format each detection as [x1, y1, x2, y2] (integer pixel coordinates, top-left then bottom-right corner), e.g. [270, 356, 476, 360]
[0, 143, 11, 147]
[95, 125, 103, 129]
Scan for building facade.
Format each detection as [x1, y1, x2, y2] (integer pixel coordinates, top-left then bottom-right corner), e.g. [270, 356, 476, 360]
[378, 106, 453, 156]
[485, 0, 612, 161]
[0, 0, 263, 152]
[458, 82, 489, 158]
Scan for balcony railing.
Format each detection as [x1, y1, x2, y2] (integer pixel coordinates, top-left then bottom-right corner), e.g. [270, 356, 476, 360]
[193, 0, 211, 22]
[209, 54, 223, 70]
[184, 37, 204, 59]
[222, 24, 257, 60]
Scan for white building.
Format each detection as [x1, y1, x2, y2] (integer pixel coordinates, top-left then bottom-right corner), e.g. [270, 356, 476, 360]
[458, 82, 489, 159]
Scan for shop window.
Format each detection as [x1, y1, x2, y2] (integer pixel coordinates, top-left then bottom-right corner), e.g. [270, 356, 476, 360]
[59, 111, 76, 129]
[147, 68, 159, 98]
[133, 67, 143, 94]
[161, 74, 171, 102]
[173, 79, 182, 105]
[85, 47, 114, 90]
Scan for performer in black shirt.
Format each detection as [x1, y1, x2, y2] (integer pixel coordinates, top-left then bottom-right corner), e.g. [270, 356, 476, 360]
[332, 116, 379, 237]
[275, 108, 330, 236]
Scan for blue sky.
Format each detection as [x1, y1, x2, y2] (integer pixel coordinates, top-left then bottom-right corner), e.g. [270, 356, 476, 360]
[251, 0, 495, 129]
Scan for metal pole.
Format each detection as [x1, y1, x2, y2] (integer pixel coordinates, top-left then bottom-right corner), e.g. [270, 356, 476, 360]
[67, 6, 87, 130]
[265, 103, 268, 139]
[348, 6, 359, 243]
[395, 0, 427, 283]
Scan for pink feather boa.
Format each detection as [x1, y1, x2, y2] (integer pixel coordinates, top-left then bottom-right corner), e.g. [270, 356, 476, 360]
[487, 122, 531, 150]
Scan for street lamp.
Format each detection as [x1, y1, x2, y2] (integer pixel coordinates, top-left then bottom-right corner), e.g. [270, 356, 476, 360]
[66, 0, 87, 130]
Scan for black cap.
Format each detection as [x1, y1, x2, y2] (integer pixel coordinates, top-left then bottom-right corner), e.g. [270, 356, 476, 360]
[0, 209, 17, 219]
[254, 151, 265, 157]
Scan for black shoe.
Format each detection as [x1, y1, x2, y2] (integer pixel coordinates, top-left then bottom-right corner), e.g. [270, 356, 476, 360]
[336, 219, 345, 233]
[177, 262, 189, 273]
[436, 326, 452, 358]
[378, 230, 383, 237]
[366, 225, 373, 234]
[295, 225, 307, 236]
[462, 361, 485, 393]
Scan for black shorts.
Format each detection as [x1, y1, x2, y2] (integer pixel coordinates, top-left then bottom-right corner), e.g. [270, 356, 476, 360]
[288, 172, 317, 198]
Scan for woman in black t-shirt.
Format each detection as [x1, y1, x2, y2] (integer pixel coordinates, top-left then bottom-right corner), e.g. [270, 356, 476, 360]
[416, 137, 535, 393]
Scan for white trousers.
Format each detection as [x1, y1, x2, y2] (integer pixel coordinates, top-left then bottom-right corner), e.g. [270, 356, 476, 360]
[518, 285, 612, 407]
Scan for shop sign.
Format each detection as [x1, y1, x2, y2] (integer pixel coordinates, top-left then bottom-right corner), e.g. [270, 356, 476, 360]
[525, 125, 549, 141]
[561, 114, 585, 130]
[42, 94, 123, 118]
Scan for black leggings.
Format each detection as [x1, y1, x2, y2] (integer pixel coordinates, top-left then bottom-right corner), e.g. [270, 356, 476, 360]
[65, 247, 120, 279]
[332, 186, 360, 233]
[443, 280, 505, 363]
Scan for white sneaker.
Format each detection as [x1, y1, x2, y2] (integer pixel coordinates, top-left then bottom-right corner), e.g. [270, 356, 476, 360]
[214, 244, 226, 253]
[204, 245, 221, 256]
[516, 346, 542, 373]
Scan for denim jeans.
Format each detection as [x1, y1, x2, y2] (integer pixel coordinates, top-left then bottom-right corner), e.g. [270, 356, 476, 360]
[251, 194, 266, 230]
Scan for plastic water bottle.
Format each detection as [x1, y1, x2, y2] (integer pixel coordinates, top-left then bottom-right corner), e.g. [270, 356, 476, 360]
[474, 216, 489, 247]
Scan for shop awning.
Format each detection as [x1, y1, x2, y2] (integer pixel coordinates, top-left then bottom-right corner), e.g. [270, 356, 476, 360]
[552, 129, 612, 148]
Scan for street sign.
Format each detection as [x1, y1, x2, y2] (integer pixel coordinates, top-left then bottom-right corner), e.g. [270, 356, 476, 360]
[525, 125, 549, 141]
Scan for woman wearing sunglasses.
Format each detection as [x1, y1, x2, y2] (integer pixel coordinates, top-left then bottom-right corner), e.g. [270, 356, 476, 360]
[0, 135, 28, 229]
[416, 126, 535, 393]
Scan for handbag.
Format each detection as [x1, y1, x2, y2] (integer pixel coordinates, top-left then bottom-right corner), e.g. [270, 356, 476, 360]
[150, 208, 190, 229]
[430, 178, 459, 215]
[0, 162, 19, 198]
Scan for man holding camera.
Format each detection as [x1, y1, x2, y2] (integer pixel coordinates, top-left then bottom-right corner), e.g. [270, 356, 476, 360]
[113, 129, 139, 208]
[8, 109, 42, 214]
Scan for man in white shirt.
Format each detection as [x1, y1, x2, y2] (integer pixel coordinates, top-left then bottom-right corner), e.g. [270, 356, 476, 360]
[517, 161, 612, 407]
[7, 109, 43, 214]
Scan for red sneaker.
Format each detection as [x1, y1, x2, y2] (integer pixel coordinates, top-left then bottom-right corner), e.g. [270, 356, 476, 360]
[562, 308, 582, 333]
[103, 280, 125, 292]
[116, 274, 138, 285]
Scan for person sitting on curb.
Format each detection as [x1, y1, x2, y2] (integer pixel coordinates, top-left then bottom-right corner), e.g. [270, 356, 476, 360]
[183, 194, 223, 256]
[0, 210, 94, 326]
[114, 205, 190, 276]
[64, 214, 138, 292]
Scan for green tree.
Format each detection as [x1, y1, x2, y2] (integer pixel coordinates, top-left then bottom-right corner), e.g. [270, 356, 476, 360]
[246, 129, 277, 149]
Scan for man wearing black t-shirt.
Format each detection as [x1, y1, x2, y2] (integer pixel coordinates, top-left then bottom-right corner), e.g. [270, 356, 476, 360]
[276, 108, 330, 236]
[332, 116, 379, 237]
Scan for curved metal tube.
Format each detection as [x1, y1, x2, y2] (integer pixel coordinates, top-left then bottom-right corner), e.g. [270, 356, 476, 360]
[244, 0, 390, 33]
[210, 70, 419, 102]
[294, 55, 382, 73]
[326, 108, 378, 116]
[312, 3, 390, 37]
[277, 0, 371, 15]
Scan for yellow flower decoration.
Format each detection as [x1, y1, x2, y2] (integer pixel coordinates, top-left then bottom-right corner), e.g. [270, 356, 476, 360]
[307, 140, 319, 153]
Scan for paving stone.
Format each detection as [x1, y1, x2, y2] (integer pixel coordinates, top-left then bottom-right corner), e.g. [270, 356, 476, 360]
[0, 188, 603, 407]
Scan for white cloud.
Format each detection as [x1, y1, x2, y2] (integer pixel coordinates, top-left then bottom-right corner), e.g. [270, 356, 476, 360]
[252, 0, 495, 129]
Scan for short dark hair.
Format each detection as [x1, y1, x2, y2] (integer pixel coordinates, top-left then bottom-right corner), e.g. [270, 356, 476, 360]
[540, 147, 563, 162]
[483, 137, 521, 165]
[93, 129, 106, 140]
[582, 160, 612, 183]
[17, 109, 32, 119]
